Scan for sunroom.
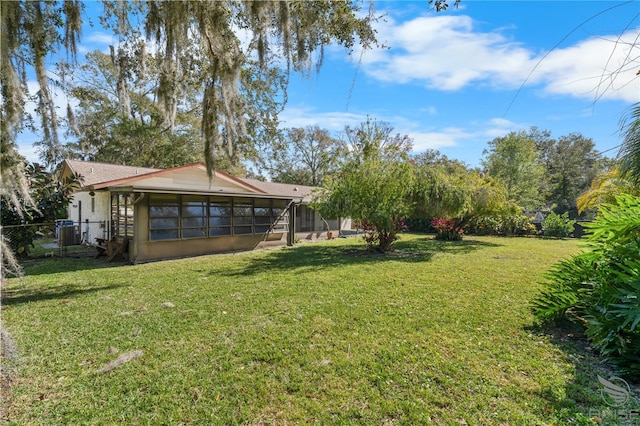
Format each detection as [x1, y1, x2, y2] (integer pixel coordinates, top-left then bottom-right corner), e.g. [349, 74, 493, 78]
[62, 161, 298, 263]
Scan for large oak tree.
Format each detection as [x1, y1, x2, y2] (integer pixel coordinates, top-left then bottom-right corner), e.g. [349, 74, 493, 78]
[0, 0, 380, 275]
[1, 0, 380, 200]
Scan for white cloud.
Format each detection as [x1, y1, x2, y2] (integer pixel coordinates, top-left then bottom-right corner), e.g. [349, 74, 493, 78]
[84, 31, 116, 46]
[279, 106, 369, 132]
[280, 105, 470, 152]
[407, 117, 528, 153]
[533, 31, 640, 102]
[77, 31, 116, 54]
[409, 127, 467, 151]
[16, 140, 40, 164]
[361, 15, 534, 90]
[479, 117, 526, 139]
[358, 11, 639, 102]
[418, 105, 438, 115]
[279, 104, 538, 166]
[24, 78, 76, 120]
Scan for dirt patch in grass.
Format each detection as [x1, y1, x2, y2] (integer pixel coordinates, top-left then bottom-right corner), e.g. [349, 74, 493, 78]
[95, 350, 144, 374]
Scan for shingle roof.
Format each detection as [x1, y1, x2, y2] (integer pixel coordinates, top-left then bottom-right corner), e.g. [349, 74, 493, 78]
[242, 179, 317, 202]
[64, 160, 160, 187]
[63, 160, 319, 201]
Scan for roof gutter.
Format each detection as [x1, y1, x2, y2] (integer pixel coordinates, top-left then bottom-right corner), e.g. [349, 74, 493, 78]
[108, 187, 301, 200]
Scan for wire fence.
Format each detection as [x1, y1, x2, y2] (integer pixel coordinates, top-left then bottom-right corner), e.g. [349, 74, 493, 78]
[1, 220, 111, 260]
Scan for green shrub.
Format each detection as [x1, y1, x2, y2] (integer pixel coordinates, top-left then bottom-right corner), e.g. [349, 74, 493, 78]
[533, 194, 640, 377]
[466, 214, 537, 236]
[3, 226, 36, 258]
[542, 212, 576, 238]
[432, 218, 463, 241]
[402, 217, 435, 233]
[531, 253, 595, 321]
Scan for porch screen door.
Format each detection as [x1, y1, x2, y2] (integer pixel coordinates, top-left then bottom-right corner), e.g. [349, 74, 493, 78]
[111, 193, 134, 238]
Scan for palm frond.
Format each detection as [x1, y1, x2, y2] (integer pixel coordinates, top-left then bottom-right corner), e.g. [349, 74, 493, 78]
[618, 102, 640, 186]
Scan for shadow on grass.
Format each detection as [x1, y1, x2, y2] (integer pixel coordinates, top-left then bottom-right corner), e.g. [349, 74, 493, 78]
[13, 236, 502, 278]
[1, 282, 127, 306]
[217, 236, 503, 277]
[14, 255, 130, 277]
[526, 320, 640, 420]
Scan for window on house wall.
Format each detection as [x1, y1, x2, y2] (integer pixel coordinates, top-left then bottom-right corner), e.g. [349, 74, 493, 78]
[209, 197, 231, 236]
[149, 194, 179, 241]
[272, 199, 289, 232]
[273, 200, 289, 232]
[111, 193, 134, 237]
[91, 196, 95, 213]
[148, 195, 290, 241]
[305, 205, 315, 231]
[233, 198, 253, 235]
[253, 198, 272, 234]
[181, 196, 207, 239]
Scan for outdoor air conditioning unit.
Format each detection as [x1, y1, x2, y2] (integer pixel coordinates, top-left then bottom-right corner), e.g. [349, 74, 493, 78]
[57, 221, 80, 246]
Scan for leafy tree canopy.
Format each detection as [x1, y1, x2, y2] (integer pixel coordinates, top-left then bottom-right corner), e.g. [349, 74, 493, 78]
[259, 126, 346, 186]
[1, 163, 82, 226]
[313, 120, 414, 252]
[546, 133, 601, 213]
[532, 128, 607, 214]
[1, 162, 82, 267]
[411, 150, 513, 232]
[481, 127, 609, 215]
[58, 50, 251, 175]
[482, 130, 545, 211]
[1, 0, 380, 173]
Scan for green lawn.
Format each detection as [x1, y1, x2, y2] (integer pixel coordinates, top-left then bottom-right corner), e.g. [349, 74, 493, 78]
[1, 234, 634, 424]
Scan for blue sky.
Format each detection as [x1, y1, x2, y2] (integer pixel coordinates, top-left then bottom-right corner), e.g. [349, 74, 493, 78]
[17, 1, 640, 169]
[281, 1, 640, 167]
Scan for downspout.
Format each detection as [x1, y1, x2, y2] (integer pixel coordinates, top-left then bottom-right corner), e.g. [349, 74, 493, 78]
[133, 193, 145, 205]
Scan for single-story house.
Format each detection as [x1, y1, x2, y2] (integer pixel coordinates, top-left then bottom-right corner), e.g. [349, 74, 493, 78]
[59, 160, 351, 262]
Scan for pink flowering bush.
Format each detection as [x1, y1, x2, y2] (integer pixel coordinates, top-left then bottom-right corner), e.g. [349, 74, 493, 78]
[358, 219, 409, 252]
[431, 218, 464, 241]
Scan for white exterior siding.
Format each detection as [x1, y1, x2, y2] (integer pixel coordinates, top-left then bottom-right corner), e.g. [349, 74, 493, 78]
[67, 191, 111, 223]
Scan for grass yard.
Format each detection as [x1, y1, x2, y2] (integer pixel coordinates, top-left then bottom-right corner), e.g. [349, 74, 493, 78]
[1, 234, 637, 424]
